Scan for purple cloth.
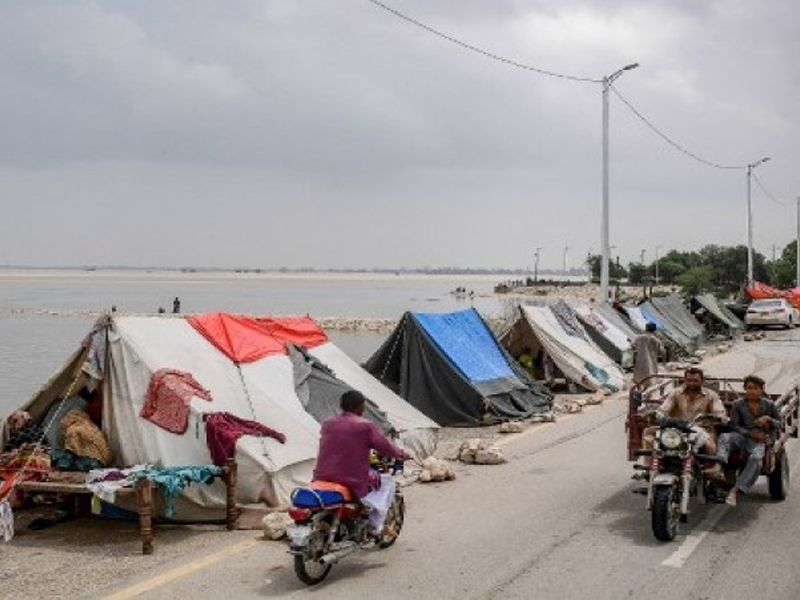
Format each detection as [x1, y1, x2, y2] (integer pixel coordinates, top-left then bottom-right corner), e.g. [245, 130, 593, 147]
[313, 412, 405, 499]
[203, 412, 286, 466]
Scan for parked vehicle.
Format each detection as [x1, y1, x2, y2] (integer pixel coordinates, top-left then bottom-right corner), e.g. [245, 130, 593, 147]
[745, 298, 800, 329]
[635, 413, 724, 541]
[287, 458, 405, 585]
[627, 375, 799, 542]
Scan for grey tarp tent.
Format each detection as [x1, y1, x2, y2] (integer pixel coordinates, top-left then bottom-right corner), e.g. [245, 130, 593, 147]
[364, 309, 552, 426]
[690, 294, 744, 337]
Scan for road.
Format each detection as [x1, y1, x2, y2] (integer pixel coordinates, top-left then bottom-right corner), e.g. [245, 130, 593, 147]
[67, 330, 800, 598]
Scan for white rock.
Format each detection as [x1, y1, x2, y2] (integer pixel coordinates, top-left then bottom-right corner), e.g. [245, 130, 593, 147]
[499, 421, 524, 434]
[474, 445, 506, 465]
[262, 512, 294, 540]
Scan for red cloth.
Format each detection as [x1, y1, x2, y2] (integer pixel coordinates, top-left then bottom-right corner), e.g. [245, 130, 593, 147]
[254, 317, 328, 348]
[312, 412, 405, 499]
[141, 369, 213, 434]
[203, 412, 286, 466]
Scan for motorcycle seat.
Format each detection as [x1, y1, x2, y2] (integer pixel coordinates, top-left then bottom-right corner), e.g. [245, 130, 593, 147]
[291, 480, 354, 508]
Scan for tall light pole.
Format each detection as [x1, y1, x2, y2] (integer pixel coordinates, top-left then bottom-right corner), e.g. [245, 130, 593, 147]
[601, 62, 639, 303]
[534, 247, 541, 283]
[563, 245, 570, 274]
[746, 156, 770, 284]
[640, 248, 646, 264]
[655, 245, 661, 287]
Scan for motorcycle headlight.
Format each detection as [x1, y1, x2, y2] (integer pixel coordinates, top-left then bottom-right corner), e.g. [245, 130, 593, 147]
[659, 428, 684, 450]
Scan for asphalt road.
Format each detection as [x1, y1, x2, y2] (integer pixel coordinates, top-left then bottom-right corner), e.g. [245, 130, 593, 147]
[94, 327, 800, 600]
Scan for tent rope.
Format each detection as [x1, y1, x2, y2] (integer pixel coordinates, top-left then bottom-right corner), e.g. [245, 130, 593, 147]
[234, 363, 271, 463]
[379, 314, 407, 383]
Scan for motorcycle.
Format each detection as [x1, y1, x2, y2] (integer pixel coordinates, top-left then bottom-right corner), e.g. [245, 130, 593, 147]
[638, 413, 723, 542]
[286, 457, 405, 585]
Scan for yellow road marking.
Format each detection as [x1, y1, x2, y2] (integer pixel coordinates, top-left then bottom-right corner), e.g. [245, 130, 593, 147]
[103, 537, 259, 600]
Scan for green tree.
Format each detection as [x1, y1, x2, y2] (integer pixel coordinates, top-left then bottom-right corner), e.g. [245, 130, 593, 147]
[627, 262, 649, 285]
[773, 241, 798, 289]
[677, 265, 713, 296]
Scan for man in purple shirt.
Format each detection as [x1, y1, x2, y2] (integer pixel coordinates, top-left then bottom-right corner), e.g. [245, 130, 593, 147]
[313, 390, 409, 499]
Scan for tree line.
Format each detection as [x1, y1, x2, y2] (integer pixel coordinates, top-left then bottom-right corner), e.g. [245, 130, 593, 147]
[588, 241, 800, 298]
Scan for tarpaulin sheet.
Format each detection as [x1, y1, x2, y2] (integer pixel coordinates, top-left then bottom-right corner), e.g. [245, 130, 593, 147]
[255, 317, 328, 348]
[415, 309, 514, 384]
[188, 313, 286, 362]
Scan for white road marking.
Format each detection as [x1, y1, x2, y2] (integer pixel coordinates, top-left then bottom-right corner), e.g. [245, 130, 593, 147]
[661, 504, 729, 568]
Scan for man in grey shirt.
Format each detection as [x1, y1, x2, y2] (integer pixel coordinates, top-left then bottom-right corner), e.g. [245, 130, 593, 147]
[716, 375, 781, 506]
[632, 322, 664, 385]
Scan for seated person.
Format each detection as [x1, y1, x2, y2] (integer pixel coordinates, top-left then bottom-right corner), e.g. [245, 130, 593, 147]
[716, 375, 780, 506]
[52, 409, 113, 472]
[641, 367, 727, 473]
[4, 410, 46, 452]
[313, 390, 409, 534]
[42, 387, 95, 449]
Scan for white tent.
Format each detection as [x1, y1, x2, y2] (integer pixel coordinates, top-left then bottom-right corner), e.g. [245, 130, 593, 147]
[5, 314, 438, 517]
[503, 306, 626, 392]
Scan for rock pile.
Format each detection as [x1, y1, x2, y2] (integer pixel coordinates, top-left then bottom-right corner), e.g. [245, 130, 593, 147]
[458, 439, 506, 465]
[262, 511, 294, 540]
[418, 457, 457, 482]
[498, 421, 524, 434]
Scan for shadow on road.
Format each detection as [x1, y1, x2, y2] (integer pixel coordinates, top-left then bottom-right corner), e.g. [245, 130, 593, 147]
[259, 555, 389, 596]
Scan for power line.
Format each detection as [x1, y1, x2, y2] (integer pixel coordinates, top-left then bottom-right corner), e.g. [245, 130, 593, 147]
[365, 0, 600, 83]
[609, 85, 744, 171]
[752, 171, 788, 206]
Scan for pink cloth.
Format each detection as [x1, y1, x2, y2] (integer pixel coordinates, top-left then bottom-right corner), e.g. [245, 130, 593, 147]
[141, 369, 213, 434]
[203, 412, 286, 466]
[313, 412, 405, 499]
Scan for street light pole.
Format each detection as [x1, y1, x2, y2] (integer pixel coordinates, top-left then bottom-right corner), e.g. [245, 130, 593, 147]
[563, 246, 570, 274]
[534, 247, 541, 283]
[601, 62, 639, 304]
[746, 156, 770, 284]
[640, 249, 646, 264]
[655, 245, 661, 287]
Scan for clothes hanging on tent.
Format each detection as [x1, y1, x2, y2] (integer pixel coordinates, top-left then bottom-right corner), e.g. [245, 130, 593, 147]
[129, 465, 221, 519]
[203, 412, 286, 466]
[141, 369, 213, 434]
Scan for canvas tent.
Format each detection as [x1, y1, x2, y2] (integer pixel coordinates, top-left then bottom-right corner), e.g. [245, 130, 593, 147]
[649, 296, 705, 348]
[690, 294, 744, 336]
[501, 305, 626, 393]
[572, 304, 634, 368]
[364, 308, 552, 426]
[2, 313, 437, 518]
[627, 302, 694, 356]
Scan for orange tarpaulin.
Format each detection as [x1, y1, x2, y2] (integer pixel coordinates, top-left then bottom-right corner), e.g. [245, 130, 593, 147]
[188, 313, 328, 363]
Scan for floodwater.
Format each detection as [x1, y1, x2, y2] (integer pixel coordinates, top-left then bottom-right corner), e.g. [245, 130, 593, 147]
[0, 269, 531, 414]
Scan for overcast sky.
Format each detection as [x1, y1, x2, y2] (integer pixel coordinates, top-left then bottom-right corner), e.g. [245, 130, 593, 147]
[0, 0, 798, 270]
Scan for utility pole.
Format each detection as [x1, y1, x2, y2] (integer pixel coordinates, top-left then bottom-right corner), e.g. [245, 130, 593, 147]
[534, 247, 541, 283]
[797, 197, 800, 287]
[746, 157, 770, 283]
[563, 246, 570, 274]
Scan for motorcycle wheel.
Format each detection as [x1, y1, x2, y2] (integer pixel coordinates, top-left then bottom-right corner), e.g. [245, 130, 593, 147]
[378, 492, 405, 549]
[294, 520, 333, 585]
[768, 451, 790, 501]
[652, 485, 680, 542]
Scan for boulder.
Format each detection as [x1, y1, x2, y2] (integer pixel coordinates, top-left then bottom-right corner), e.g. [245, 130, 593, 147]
[499, 421, 524, 434]
[459, 438, 506, 465]
[262, 512, 294, 541]
[418, 456, 456, 482]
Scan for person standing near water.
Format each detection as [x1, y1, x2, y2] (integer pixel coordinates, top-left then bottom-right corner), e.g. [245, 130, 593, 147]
[172, 297, 181, 313]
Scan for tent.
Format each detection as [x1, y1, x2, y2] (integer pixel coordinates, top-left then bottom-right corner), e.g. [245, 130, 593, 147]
[572, 304, 634, 368]
[640, 298, 702, 353]
[690, 294, 744, 337]
[501, 305, 626, 393]
[364, 308, 552, 426]
[593, 303, 641, 340]
[2, 313, 438, 518]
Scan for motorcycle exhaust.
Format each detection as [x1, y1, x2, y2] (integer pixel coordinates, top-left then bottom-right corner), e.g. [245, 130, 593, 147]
[320, 542, 359, 565]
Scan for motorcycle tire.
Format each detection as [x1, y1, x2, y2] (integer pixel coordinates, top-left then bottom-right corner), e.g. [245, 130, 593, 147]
[768, 451, 789, 501]
[294, 520, 333, 585]
[378, 492, 405, 549]
[652, 485, 680, 542]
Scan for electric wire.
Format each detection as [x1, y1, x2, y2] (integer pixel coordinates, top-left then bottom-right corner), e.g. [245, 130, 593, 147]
[752, 172, 788, 206]
[365, 0, 600, 83]
[610, 85, 744, 171]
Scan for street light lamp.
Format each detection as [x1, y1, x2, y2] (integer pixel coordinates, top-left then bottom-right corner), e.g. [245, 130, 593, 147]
[601, 62, 639, 303]
[746, 156, 770, 284]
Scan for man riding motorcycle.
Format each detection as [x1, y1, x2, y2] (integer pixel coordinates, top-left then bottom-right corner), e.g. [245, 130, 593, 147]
[640, 367, 728, 476]
[313, 390, 411, 535]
